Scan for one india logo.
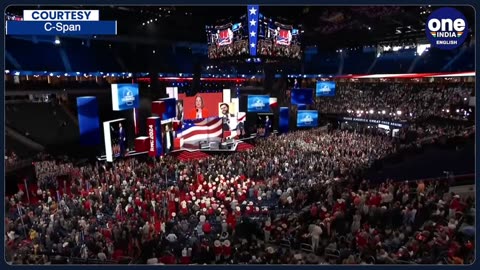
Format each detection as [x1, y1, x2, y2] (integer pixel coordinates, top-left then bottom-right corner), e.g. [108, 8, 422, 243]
[425, 7, 468, 50]
[430, 31, 463, 38]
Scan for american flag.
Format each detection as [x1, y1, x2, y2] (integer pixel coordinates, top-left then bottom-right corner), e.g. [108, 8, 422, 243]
[276, 29, 292, 46]
[217, 29, 233, 46]
[177, 117, 223, 142]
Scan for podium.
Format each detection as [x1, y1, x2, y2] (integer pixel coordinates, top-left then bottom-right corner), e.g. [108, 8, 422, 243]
[135, 136, 150, 152]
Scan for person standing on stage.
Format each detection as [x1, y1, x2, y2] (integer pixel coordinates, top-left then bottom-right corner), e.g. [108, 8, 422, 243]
[118, 123, 126, 157]
[163, 124, 174, 154]
[110, 123, 127, 157]
[176, 101, 184, 122]
[264, 116, 272, 137]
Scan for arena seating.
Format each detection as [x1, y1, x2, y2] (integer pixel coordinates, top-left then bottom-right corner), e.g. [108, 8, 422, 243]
[315, 82, 473, 122]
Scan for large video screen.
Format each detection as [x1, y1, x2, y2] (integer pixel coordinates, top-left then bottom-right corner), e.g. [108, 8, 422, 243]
[257, 18, 302, 60]
[247, 95, 270, 113]
[179, 93, 223, 120]
[316, 81, 336, 97]
[207, 13, 302, 60]
[218, 102, 238, 131]
[176, 100, 184, 122]
[206, 22, 249, 59]
[291, 88, 314, 105]
[103, 118, 128, 162]
[111, 84, 139, 111]
[297, 110, 318, 128]
[256, 113, 274, 136]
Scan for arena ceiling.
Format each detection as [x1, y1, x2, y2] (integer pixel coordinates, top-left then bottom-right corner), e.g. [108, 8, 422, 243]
[6, 6, 475, 49]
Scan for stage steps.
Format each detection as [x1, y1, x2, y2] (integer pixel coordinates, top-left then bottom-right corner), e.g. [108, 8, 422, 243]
[176, 150, 211, 161]
[236, 142, 255, 152]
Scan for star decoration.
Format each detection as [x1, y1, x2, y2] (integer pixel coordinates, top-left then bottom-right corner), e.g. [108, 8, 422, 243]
[250, 19, 256, 26]
[249, 7, 257, 15]
[250, 31, 256, 37]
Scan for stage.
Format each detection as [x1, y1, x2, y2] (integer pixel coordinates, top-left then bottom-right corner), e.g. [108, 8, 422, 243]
[96, 135, 257, 161]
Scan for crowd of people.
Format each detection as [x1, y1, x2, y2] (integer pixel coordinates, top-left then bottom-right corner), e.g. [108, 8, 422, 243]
[5, 128, 475, 265]
[33, 160, 75, 190]
[5, 151, 19, 169]
[315, 82, 473, 122]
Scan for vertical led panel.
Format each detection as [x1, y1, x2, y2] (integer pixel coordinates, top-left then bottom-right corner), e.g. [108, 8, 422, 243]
[77, 96, 101, 145]
[279, 107, 289, 133]
[223, 89, 231, 104]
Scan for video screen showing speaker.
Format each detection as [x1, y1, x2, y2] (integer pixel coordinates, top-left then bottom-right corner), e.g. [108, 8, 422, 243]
[111, 84, 140, 111]
[297, 110, 318, 128]
[218, 102, 238, 131]
[103, 119, 128, 162]
[291, 88, 314, 105]
[206, 9, 302, 60]
[257, 20, 302, 60]
[256, 113, 274, 136]
[316, 81, 336, 97]
[247, 95, 270, 113]
[206, 22, 249, 59]
[180, 93, 223, 120]
[288, 78, 303, 89]
[176, 100, 184, 122]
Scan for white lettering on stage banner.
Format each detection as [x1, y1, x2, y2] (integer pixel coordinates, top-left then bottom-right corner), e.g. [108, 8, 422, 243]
[149, 125, 155, 152]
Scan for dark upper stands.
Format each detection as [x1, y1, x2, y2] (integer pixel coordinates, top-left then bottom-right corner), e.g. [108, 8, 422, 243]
[6, 102, 79, 147]
[6, 38, 65, 71]
[6, 37, 203, 73]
